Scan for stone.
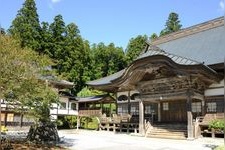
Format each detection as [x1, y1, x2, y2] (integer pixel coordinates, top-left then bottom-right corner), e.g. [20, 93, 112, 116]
[27, 122, 59, 144]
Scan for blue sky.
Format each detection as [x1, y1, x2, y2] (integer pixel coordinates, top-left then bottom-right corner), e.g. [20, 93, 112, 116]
[0, 0, 224, 49]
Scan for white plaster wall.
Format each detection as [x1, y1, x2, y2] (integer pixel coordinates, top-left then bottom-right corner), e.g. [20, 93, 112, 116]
[117, 90, 140, 103]
[205, 79, 224, 96]
[50, 96, 78, 116]
[50, 108, 78, 115]
[117, 90, 139, 97]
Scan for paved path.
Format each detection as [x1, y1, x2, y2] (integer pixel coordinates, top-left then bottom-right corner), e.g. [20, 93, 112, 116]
[58, 130, 224, 150]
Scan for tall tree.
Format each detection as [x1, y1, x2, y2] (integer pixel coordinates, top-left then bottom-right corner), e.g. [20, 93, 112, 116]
[49, 15, 66, 60]
[91, 42, 127, 79]
[40, 22, 52, 56]
[160, 12, 182, 36]
[125, 35, 148, 64]
[8, 0, 41, 52]
[58, 23, 92, 94]
[0, 35, 58, 123]
[150, 33, 158, 41]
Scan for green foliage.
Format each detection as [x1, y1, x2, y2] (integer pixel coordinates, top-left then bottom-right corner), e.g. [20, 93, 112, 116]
[209, 120, 224, 130]
[160, 12, 182, 36]
[91, 42, 127, 79]
[77, 87, 104, 97]
[61, 30, 91, 94]
[80, 117, 98, 130]
[150, 33, 158, 41]
[86, 117, 99, 129]
[48, 14, 66, 59]
[125, 35, 148, 64]
[64, 116, 77, 128]
[8, 0, 128, 96]
[8, 0, 42, 52]
[56, 119, 64, 126]
[40, 16, 92, 94]
[214, 145, 225, 150]
[0, 35, 57, 123]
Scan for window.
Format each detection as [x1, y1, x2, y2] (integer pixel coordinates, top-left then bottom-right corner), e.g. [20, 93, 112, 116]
[192, 102, 201, 113]
[131, 93, 140, 100]
[131, 104, 139, 115]
[118, 95, 128, 101]
[7, 113, 14, 122]
[207, 102, 217, 112]
[145, 105, 152, 114]
[163, 102, 169, 111]
[60, 102, 66, 109]
[71, 103, 76, 110]
[117, 104, 128, 115]
[1, 113, 5, 122]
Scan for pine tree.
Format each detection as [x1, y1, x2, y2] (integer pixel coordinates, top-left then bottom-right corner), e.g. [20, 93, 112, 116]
[63, 23, 92, 94]
[125, 35, 148, 64]
[8, 0, 42, 52]
[49, 15, 66, 60]
[160, 12, 182, 36]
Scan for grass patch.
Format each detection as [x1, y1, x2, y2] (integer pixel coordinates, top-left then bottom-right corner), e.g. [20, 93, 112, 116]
[214, 145, 224, 150]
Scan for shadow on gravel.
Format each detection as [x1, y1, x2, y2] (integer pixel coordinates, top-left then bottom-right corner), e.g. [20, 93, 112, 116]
[59, 137, 77, 148]
[203, 144, 218, 150]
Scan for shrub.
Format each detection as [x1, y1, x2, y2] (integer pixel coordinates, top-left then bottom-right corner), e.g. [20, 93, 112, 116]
[1, 126, 8, 133]
[214, 145, 224, 150]
[209, 120, 224, 130]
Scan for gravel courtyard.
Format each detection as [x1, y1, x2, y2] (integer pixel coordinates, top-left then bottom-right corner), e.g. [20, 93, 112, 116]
[58, 129, 224, 150]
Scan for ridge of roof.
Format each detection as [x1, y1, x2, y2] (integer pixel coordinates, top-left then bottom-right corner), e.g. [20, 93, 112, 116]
[137, 44, 202, 65]
[150, 16, 224, 45]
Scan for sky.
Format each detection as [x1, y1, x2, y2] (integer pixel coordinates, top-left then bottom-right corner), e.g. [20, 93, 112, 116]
[0, 0, 224, 49]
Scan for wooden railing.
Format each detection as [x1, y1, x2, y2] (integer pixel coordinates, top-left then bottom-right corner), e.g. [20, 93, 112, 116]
[195, 113, 225, 138]
[78, 109, 102, 117]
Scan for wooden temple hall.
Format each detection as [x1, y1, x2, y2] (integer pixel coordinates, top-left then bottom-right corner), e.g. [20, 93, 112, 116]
[87, 17, 225, 139]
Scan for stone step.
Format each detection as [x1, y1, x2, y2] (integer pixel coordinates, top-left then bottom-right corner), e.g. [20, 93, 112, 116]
[146, 124, 187, 139]
[147, 130, 187, 139]
[153, 128, 187, 132]
[154, 125, 186, 129]
[147, 134, 187, 140]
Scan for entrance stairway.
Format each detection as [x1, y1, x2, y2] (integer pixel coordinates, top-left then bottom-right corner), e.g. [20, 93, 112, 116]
[146, 123, 187, 139]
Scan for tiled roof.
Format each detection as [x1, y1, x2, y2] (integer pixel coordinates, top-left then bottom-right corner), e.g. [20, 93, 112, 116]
[87, 45, 204, 86]
[77, 95, 114, 102]
[149, 17, 225, 65]
[138, 45, 201, 65]
[87, 17, 223, 87]
[87, 69, 125, 85]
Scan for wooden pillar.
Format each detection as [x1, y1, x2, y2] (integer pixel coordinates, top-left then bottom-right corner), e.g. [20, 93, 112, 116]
[76, 116, 80, 130]
[139, 100, 144, 135]
[4, 112, 7, 127]
[201, 100, 205, 116]
[100, 102, 103, 110]
[187, 90, 194, 140]
[109, 103, 112, 117]
[115, 93, 118, 114]
[20, 114, 23, 127]
[158, 102, 161, 122]
[128, 91, 131, 115]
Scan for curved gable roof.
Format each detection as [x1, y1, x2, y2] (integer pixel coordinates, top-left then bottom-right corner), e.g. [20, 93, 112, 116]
[87, 46, 219, 92]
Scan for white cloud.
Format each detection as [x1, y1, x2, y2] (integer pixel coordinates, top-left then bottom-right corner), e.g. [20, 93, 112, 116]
[219, 0, 225, 11]
[51, 0, 61, 4]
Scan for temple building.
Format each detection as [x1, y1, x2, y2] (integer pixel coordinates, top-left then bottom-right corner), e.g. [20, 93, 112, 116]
[87, 17, 225, 139]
